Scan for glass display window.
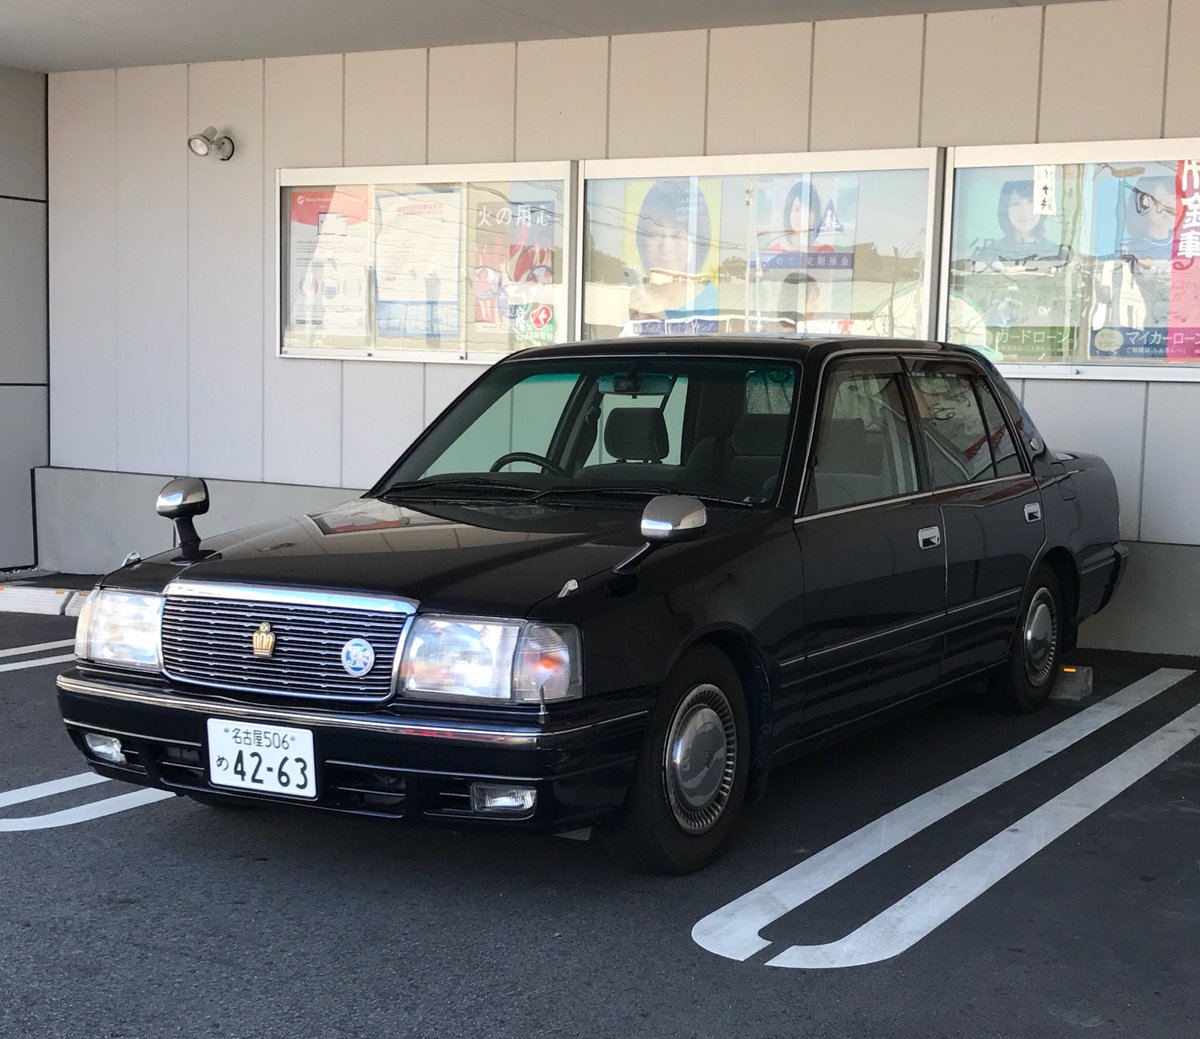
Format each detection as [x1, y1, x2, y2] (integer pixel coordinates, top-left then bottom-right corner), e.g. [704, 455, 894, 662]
[944, 141, 1200, 369]
[579, 151, 942, 343]
[279, 163, 573, 362]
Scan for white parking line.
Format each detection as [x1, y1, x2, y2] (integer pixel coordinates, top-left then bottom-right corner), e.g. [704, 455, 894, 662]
[0, 771, 110, 810]
[692, 667, 1195, 966]
[0, 653, 76, 673]
[0, 788, 174, 831]
[767, 700, 1200, 968]
[0, 639, 75, 659]
[0, 769, 175, 832]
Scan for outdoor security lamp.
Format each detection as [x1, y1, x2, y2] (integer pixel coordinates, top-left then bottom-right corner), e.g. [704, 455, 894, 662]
[187, 126, 235, 161]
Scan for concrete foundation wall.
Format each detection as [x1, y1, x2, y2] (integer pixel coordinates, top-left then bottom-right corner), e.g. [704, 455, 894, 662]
[34, 467, 358, 575]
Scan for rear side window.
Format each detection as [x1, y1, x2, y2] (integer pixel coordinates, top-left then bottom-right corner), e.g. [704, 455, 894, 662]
[803, 358, 920, 515]
[907, 361, 1024, 488]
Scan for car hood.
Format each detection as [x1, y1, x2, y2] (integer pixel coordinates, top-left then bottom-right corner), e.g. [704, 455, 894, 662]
[114, 495, 750, 616]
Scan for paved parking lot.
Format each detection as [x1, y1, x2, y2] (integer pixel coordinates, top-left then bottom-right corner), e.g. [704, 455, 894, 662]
[2, 611, 1198, 1038]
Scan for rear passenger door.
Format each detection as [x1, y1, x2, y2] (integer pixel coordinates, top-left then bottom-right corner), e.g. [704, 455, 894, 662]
[905, 357, 1044, 684]
[791, 356, 946, 738]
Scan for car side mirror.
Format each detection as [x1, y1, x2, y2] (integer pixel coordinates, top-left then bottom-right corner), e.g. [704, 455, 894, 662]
[641, 495, 707, 543]
[615, 495, 707, 575]
[157, 477, 209, 552]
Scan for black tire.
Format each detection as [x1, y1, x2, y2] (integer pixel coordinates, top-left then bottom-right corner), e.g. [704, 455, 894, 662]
[185, 791, 258, 810]
[992, 564, 1063, 712]
[599, 646, 749, 874]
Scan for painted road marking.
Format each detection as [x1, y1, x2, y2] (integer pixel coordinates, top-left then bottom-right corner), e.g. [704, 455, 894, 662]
[693, 667, 1195, 965]
[0, 639, 75, 659]
[0, 770, 174, 832]
[0, 771, 110, 810]
[766, 700, 1200, 968]
[0, 789, 174, 831]
[0, 653, 75, 673]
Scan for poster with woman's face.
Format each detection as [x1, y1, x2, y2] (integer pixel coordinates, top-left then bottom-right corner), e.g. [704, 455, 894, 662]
[949, 159, 1200, 363]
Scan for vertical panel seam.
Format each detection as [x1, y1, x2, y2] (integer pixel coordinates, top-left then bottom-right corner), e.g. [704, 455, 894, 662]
[512, 42, 519, 161]
[261, 59, 267, 483]
[339, 52, 346, 488]
[1034, 5, 1046, 143]
[112, 69, 121, 473]
[1161, 0, 1173, 138]
[185, 65, 191, 476]
[916, 14, 927, 147]
[1137, 382, 1150, 541]
[605, 36, 612, 159]
[702, 30, 711, 156]
[806, 22, 816, 152]
[425, 48, 431, 163]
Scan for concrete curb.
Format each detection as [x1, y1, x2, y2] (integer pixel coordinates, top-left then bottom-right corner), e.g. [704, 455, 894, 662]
[0, 585, 91, 617]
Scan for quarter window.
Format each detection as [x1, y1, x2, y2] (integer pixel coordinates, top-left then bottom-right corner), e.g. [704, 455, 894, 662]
[907, 362, 1023, 488]
[804, 359, 920, 514]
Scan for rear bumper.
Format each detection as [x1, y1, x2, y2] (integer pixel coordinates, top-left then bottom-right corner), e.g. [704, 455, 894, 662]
[57, 670, 647, 831]
[1079, 541, 1130, 619]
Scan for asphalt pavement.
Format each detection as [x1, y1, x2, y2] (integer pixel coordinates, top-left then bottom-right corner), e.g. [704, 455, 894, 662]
[1, 611, 1198, 1039]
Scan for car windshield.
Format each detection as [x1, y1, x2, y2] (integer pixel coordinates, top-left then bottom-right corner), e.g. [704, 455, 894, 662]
[377, 357, 800, 505]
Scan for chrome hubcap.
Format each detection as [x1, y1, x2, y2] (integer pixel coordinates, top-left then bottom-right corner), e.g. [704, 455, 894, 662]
[664, 683, 737, 834]
[1023, 589, 1057, 686]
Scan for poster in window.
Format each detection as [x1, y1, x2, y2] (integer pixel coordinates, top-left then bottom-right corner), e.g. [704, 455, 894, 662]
[374, 187, 463, 341]
[285, 188, 370, 341]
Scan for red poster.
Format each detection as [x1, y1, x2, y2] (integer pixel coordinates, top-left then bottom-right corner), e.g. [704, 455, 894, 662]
[1168, 160, 1200, 360]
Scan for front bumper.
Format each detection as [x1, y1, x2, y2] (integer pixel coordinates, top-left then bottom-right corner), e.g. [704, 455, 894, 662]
[57, 669, 647, 831]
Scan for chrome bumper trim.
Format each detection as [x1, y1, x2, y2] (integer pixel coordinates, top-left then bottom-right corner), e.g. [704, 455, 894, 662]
[57, 674, 646, 748]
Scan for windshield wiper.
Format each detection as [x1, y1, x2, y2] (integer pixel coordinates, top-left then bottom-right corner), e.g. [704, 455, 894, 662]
[526, 485, 753, 507]
[375, 476, 532, 500]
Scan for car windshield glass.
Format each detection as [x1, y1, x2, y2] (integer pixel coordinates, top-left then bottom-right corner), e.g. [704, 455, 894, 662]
[377, 357, 800, 505]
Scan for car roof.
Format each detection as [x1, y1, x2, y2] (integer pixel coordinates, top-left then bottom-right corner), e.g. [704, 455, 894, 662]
[508, 334, 973, 366]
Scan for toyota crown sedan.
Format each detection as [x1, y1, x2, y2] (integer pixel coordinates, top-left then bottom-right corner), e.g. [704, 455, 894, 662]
[58, 336, 1126, 873]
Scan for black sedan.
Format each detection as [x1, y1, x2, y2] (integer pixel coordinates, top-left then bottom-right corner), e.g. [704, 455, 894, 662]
[57, 336, 1126, 872]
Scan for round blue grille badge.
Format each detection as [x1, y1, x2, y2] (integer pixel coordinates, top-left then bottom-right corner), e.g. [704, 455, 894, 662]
[340, 638, 376, 677]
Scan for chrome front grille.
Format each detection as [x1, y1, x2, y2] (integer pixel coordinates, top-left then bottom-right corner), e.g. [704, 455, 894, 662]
[160, 587, 414, 702]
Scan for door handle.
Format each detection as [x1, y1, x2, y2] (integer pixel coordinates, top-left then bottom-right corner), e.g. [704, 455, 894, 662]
[1024, 502, 1042, 523]
[918, 526, 941, 550]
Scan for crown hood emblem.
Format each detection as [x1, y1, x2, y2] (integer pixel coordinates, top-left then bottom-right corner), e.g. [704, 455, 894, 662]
[252, 621, 276, 658]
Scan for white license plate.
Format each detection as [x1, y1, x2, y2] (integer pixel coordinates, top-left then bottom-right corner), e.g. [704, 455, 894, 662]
[205, 719, 316, 799]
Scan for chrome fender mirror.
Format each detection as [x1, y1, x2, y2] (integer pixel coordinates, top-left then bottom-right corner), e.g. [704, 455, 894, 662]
[156, 477, 209, 553]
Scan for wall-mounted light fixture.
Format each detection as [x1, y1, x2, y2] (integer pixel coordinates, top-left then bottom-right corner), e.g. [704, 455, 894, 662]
[187, 126, 235, 161]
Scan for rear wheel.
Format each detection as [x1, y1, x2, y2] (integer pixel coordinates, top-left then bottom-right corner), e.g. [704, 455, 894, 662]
[992, 564, 1063, 712]
[600, 646, 749, 874]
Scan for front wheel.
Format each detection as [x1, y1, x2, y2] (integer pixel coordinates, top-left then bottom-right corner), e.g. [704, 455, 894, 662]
[992, 564, 1063, 712]
[599, 647, 749, 874]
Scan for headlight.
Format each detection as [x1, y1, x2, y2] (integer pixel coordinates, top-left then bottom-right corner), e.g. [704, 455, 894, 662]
[401, 616, 581, 704]
[75, 589, 163, 671]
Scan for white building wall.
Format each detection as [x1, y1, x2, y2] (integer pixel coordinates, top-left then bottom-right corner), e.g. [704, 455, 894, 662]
[38, 0, 1200, 650]
[0, 65, 47, 569]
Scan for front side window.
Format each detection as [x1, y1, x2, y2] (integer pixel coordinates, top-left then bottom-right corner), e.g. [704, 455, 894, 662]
[382, 358, 800, 505]
[804, 358, 920, 514]
[908, 361, 1023, 487]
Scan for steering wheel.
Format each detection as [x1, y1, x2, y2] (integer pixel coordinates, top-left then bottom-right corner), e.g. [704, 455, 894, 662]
[488, 451, 570, 478]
